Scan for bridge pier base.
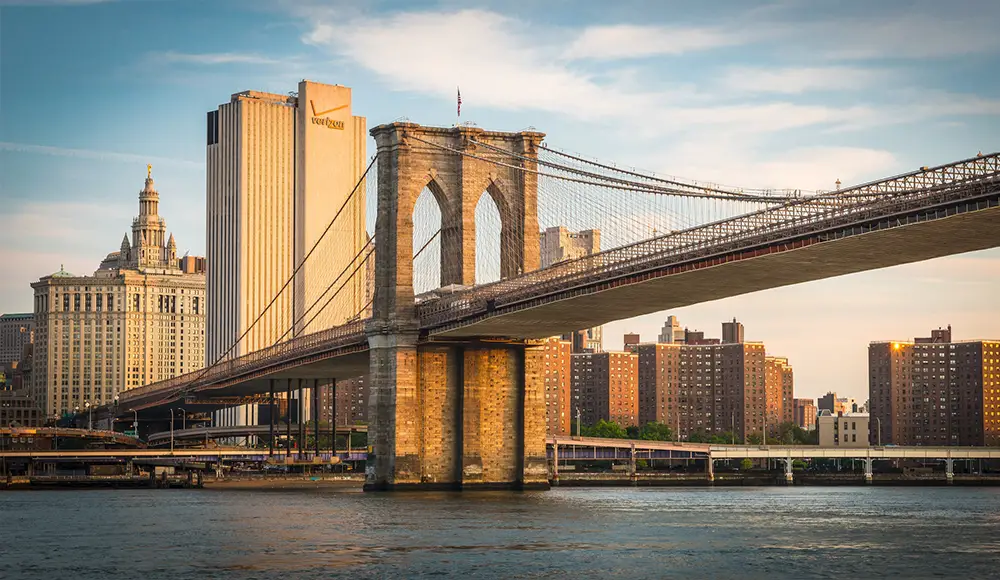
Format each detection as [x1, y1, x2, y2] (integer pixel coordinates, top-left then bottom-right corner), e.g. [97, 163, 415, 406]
[781, 458, 793, 485]
[706, 458, 715, 483]
[366, 334, 548, 491]
[946, 458, 955, 484]
[864, 458, 874, 484]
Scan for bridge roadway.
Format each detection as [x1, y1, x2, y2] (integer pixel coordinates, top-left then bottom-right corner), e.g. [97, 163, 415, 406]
[106, 151, 1000, 417]
[145, 424, 367, 445]
[7, 436, 1000, 464]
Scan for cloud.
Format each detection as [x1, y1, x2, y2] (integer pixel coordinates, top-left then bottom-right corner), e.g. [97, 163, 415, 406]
[563, 24, 741, 60]
[634, 144, 898, 191]
[0, 142, 202, 168]
[720, 66, 885, 95]
[151, 51, 285, 66]
[294, 7, 873, 136]
[819, 8, 1000, 60]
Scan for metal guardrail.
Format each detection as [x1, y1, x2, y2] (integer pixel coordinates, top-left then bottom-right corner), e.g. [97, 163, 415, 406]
[418, 152, 1000, 328]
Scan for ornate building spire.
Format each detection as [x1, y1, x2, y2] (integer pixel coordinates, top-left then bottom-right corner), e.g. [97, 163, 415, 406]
[129, 165, 174, 271]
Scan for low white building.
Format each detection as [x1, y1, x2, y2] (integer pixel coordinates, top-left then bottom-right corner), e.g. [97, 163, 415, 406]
[817, 410, 869, 447]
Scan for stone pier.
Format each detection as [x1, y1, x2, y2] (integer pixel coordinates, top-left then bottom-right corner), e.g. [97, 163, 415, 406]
[365, 339, 548, 490]
[365, 122, 547, 491]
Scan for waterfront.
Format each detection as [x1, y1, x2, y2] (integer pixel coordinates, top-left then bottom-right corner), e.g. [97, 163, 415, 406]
[2, 487, 1000, 579]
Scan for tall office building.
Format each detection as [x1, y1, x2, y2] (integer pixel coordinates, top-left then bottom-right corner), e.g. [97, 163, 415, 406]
[206, 80, 367, 364]
[0, 313, 33, 368]
[869, 326, 1000, 446]
[31, 171, 206, 417]
[657, 315, 685, 344]
[542, 337, 573, 435]
[571, 351, 638, 428]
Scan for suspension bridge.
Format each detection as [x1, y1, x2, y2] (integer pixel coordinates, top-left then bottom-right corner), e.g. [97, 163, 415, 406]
[95, 122, 1000, 491]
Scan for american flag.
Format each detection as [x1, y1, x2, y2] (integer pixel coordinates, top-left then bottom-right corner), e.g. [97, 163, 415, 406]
[457, 87, 462, 117]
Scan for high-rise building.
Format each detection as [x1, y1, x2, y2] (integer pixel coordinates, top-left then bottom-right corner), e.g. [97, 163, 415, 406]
[0, 313, 34, 368]
[764, 356, 794, 433]
[329, 376, 368, 427]
[657, 315, 685, 344]
[794, 398, 817, 430]
[722, 318, 744, 344]
[206, 80, 367, 364]
[539, 226, 600, 268]
[636, 342, 681, 427]
[542, 337, 572, 435]
[571, 351, 637, 428]
[870, 326, 1000, 446]
[636, 319, 785, 442]
[31, 171, 206, 418]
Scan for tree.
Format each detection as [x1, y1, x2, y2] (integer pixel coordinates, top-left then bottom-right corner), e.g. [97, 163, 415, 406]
[583, 420, 628, 439]
[626, 425, 641, 439]
[740, 458, 753, 471]
[638, 422, 673, 441]
[745, 432, 764, 445]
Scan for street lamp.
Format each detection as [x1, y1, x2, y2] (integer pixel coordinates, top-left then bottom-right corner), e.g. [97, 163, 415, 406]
[575, 407, 581, 438]
[129, 408, 138, 436]
[731, 411, 736, 445]
[177, 407, 186, 431]
[74, 405, 80, 429]
[169, 408, 175, 453]
[875, 417, 882, 447]
[85, 401, 92, 431]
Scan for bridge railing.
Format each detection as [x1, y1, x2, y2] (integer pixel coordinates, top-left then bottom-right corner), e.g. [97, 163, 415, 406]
[418, 152, 1000, 327]
[120, 320, 368, 405]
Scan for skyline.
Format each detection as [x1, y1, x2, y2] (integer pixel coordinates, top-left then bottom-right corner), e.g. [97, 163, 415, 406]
[2, 0, 999, 403]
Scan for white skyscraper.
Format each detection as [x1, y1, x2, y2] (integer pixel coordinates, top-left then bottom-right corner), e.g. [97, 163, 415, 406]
[205, 80, 367, 364]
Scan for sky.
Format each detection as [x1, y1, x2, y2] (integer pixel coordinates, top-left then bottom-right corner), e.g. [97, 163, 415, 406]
[1, 0, 998, 402]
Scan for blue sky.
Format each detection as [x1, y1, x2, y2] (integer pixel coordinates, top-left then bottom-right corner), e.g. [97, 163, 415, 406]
[1, 0, 999, 401]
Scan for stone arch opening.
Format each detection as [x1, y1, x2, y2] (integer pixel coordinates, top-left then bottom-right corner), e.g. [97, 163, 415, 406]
[474, 191, 502, 284]
[412, 184, 443, 295]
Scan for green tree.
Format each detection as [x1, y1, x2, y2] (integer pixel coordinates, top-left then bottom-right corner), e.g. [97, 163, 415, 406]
[626, 425, 641, 439]
[583, 420, 628, 439]
[740, 458, 753, 471]
[745, 432, 764, 445]
[686, 431, 710, 443]
[638, 422, 674, 441]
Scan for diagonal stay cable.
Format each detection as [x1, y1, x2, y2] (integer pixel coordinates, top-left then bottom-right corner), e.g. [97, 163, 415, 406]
[177, 155, 378, 392]
[406, 134, 787, 203]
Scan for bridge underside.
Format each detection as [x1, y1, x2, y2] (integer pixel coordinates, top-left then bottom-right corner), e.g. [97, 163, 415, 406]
[433, 203, 1000, 339]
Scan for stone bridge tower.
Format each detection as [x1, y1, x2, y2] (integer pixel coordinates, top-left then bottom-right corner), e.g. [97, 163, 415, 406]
[366, 123, 548, 490]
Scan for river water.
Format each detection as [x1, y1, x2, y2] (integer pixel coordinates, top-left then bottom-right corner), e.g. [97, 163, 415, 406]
[2, 486, 999, 579]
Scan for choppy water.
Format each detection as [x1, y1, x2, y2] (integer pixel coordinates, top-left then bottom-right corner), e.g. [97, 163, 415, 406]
[2, 486, 999, 579]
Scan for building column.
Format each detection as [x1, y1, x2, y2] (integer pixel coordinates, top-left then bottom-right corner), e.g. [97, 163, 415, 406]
[782, 457, 794, 484]
[707, 457, 715, 483]
[946, 457, 955, 484]
[864, 458, 874, 484]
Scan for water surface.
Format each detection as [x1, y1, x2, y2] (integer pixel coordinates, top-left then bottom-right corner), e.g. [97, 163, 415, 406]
[2, 486, 999, 579]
